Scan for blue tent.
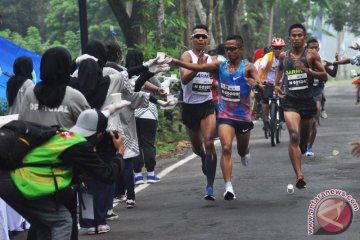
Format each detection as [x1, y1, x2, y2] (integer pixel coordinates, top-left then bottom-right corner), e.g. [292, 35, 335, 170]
[0, 36, 41, 103]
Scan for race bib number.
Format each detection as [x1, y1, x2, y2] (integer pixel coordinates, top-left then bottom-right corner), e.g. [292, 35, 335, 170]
[220, 83, 240, 102]
[192, 78, 212, 95]
[287, 73, 309, 90]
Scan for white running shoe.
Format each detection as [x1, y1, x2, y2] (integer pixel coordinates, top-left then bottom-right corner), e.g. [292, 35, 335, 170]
[321, 110, 328, 119]
[97, 224, 110, 234]
[223, 190, 236, 200]
[241, 153, 251, 167]
[305, 148, 314, 157]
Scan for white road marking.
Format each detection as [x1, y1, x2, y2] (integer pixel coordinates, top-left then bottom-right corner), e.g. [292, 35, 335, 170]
[135, 140, 220, 194]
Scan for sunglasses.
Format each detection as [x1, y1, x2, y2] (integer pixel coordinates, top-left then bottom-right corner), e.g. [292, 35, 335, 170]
[225, 46, 240, 52]
[273, 47, 283, 50]
[191, 34, 209, 39]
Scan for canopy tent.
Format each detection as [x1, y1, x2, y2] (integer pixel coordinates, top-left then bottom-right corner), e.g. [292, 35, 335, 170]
[0, 36, 41, 104]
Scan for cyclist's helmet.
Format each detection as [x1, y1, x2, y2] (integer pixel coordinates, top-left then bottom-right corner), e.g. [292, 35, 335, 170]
[271, 38, 285, 47]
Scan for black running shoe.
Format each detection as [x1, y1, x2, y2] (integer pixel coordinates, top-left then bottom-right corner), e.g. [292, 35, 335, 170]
[204, 186, 215, 201]
[295, 177, 306, 189]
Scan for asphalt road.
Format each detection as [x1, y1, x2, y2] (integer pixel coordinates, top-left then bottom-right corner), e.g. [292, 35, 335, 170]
[12, 81, 360, 240]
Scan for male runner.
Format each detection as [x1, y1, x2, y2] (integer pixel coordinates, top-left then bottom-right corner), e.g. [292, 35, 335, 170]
[179, 24, 217, 200]
[258, 38, 286, 132]
[173, 35, 262, 200]
[305, 38, 338, 156]
[274, 23, 327, 189]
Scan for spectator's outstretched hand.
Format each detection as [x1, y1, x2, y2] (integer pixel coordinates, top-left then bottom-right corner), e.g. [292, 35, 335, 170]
[349, 43, 360, 51]
[104, 100, 131, 114]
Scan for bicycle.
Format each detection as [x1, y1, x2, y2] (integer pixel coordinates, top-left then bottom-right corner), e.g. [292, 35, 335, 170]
[268, 91, 282, 146]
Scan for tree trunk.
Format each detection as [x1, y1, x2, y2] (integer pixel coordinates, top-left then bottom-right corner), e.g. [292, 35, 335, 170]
[235, 0, 253, 60]
[268, 5, 274, 45]
[224, 0, 240, 35]
[180, 0, 188, 47]
[214, 0, 223, 44]
[207, 0, 215, 50]
[186, 0, 196, 48]
[194, 0, 207, 24]
[107, 0, 146, 47]
[157, 0, 165, 45]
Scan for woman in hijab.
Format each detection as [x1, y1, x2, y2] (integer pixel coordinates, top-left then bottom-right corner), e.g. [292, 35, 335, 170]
[6, 56, 34, 114]
[131, 49, 166, 185]
[19, 47, 90, 130]
[71, 40, 171, 234]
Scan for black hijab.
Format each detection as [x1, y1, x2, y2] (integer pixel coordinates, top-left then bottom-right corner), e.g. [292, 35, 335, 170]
[34, 47, 72, 108]
[70, 40, 110, 109]
[6, 56, 33, 106]
[83, 40, 108, 68]
[125, 49, 144, 69]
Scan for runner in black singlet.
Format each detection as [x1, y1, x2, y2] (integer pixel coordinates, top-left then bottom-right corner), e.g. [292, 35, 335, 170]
[274, 23, 327, 189]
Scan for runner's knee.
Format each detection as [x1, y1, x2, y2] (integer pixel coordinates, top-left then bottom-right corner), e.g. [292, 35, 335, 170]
[222, 144, 232, 156]
[289, 131, 300, 145]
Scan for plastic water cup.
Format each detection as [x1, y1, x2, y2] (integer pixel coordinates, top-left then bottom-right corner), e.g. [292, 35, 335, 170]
[111, 93, 122, 105]
[287, 184, 294, 194]
[157, 52, 166, 63]
[164, 87, 170, 95]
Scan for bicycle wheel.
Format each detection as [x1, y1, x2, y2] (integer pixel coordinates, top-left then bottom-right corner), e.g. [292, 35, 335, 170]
[270, 102, 277, 146]
[276, 121, 281, 144]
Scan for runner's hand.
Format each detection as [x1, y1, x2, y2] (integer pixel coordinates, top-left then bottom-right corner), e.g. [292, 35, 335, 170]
[274, 85, 284, 98]
[293, 59, 306, 72]
[197, 50, 208, 64]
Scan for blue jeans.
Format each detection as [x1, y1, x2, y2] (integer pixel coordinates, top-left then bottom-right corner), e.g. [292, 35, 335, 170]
[79, 179, 113, 228]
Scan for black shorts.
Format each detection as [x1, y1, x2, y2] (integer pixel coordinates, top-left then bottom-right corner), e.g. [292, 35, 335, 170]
[181, 100, 215, 131]
[282, 95, 316, 120]
[218, 118, 254, 135]
[262, 84, 274, 104]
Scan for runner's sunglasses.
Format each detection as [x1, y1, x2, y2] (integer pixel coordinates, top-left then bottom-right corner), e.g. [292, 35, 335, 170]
[191, 34, 209, 39]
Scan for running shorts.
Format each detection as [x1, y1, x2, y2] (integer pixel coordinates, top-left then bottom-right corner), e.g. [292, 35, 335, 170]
[313, 85, 323, 102]
[181, 100, 215, 131]
[218, 118, 254, 135]
[282, 95, 316, 120]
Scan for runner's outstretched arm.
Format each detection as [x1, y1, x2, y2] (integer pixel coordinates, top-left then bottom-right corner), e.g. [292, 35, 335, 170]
[172, 58, 220, 75]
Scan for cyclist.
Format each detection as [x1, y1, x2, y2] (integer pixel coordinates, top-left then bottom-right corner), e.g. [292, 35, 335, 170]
[258, 38, 286, 133]
[274, 23, 327, 189]
[305, 38, 338, 157]
[253, 47, 271, 120]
